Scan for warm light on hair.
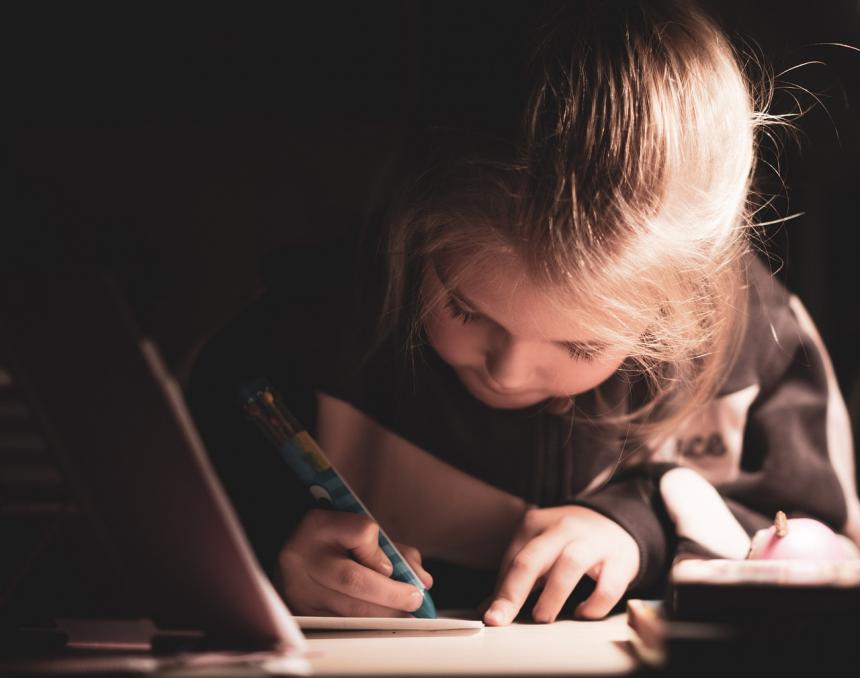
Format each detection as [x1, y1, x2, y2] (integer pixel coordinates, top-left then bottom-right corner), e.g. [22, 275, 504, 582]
[378, 0, 784, 455]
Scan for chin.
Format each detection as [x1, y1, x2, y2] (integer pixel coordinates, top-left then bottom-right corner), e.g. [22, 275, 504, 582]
[479, 391, 546, 409]
[459, 371, 547, 409]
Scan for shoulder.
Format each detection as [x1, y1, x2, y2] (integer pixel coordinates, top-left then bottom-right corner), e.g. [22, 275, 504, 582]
[719, 251, 823, 396]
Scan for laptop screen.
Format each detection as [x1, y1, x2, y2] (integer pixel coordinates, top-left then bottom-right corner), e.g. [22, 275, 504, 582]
[0, 275, 305, 654]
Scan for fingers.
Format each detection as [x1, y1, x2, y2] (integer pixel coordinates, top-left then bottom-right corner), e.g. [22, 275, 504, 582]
[574, 556, 633, 620]
[287, 572, 413, 618]
[494, 508, 541, 586]
[279, 550, 399, 617]
[280, 510, 428, 617]
[484, 527, 570, 626]
[304, 510, 393, 576]
[321, 594, 413, 618]
[310, 557, 425, 613]
[494, 533, 528, 592]
[531, 543, 599, 623]
[396, 542, 434, 589]
[486, 506, 639, 625]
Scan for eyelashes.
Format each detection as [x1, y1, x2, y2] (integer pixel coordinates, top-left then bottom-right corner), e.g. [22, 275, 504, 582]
[444, 296, 481, 324]
[443, 295, 600, 363]
[563, 342, 599, 363]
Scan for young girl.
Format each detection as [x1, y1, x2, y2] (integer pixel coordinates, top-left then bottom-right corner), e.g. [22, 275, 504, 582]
[188, 0, 860, 625]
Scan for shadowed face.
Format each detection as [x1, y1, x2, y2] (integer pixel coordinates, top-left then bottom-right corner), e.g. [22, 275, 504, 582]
[421, 256, 627, 410]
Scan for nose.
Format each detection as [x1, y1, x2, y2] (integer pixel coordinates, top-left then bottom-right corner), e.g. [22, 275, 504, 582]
[484, 337, 536, 391]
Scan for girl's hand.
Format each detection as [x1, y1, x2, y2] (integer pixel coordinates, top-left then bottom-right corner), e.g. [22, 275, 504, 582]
[278, 509, 433, 617]
[484, 505, 639, 625]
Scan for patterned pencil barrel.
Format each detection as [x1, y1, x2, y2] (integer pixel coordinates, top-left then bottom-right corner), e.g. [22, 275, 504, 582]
[241, 379, 437, 619]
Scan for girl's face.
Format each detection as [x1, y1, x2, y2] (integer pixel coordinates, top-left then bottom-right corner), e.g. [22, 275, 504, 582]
[422, 257, 627, 410]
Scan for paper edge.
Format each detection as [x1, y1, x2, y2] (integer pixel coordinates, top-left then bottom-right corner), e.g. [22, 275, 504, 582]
[294, 616, 484, 631]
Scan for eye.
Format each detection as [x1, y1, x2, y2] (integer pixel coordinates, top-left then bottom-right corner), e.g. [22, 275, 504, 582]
[445, 296, 482, 324]
[564, 342, 600, 363]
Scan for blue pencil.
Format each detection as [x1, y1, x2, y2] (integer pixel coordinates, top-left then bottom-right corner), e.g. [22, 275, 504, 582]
[240, 378, 437, 619]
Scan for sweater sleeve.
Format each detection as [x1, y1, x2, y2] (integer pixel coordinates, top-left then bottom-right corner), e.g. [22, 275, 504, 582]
[717, 291, 860, 538]
[647, 256, 860, 567]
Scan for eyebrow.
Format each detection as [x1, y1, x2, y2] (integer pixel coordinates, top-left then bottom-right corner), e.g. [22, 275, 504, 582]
[445, 284, 609, 353]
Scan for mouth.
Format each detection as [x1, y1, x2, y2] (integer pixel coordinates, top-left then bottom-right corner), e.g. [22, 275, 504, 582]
[482, 382, 528, 397]
[453, 367, 550, 408]
[474, 374, 545, 401]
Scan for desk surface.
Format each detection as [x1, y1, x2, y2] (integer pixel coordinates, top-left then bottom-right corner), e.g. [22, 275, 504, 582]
[303, 613, 637, 676]
[0, 614, 639, 677]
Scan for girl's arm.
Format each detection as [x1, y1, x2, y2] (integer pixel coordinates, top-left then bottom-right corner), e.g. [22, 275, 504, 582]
[724, 291, 860, 541]
[656, 289, 860, 557]
[316, 392, 528, 570]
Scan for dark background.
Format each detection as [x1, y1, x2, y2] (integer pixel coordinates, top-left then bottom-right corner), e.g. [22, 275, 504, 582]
[5, 1, 860, 430]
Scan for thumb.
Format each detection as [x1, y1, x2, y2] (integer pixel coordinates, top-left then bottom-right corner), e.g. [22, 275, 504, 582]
[321, 511, 393, 577]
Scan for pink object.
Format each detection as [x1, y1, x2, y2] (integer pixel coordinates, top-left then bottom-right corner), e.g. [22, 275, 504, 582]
[748, 512, 849, 561]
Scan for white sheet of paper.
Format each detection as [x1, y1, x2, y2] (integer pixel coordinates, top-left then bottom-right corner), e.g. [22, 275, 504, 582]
[294, 616, 484, 631]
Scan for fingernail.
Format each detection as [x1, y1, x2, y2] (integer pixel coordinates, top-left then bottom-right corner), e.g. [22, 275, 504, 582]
[532, 608, 553, 624]
[485, 603, 508, 625]
[379, 558, 393, 574]
[485, 609, 501, 625]
[409, 589, 424, 611]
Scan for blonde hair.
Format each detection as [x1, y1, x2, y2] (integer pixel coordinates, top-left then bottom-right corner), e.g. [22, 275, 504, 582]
[378, 0, 775, 453]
